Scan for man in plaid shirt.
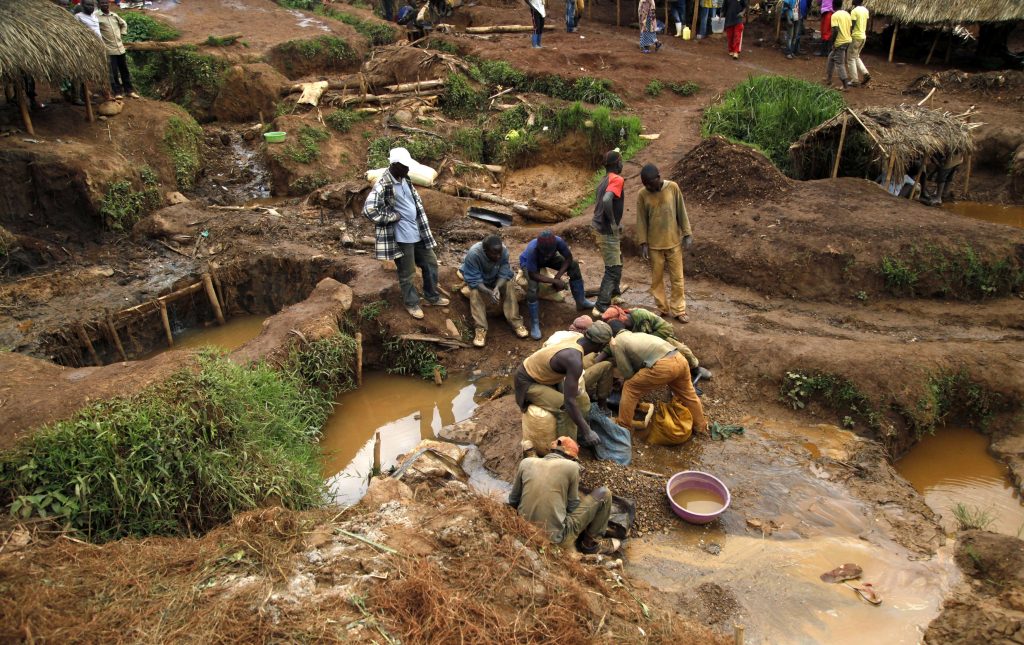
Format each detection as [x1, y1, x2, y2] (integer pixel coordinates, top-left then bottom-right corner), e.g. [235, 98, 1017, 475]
[363, 147, 450, 319]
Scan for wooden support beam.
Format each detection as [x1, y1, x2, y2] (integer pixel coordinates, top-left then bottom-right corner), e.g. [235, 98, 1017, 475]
[775, 0, 783, 41]
[202, 273, 225, 326]
[84, 82, 95, 123]
[105, 316, 128, 362]
[355, 331, 363, 387]
[159, 300, 174, 347]
[617, 0, 621, 27]
[831, 113, 849, 179]
[888, 23, 898, 63]
[963, 154, 972, 195]
[75, 323, 102, 366]
[691, 0, 699, 36]
[15, 81, 33, 136]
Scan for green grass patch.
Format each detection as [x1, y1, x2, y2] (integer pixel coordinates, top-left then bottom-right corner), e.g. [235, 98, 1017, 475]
[317, 6, 397, 46]
[163, 115, 204, 190]
[427, 38, 460, 55]
[99, 168, 162, 232]
[122, 11, 180, 42]
[289, 173, 331, 195]
[324, 108, 367, 133]
[909, 369, 1000, 437]
[702, 75, 844, 174]
[470, 59, 624, 108]
[881, 244, 1024, 299]
[204, 34, 241, 47]
[130, 47, 227, 115]
[952, 503, 997, 531]
[277, 125, 330, 164]
[0, 352, 334, 542]
[645, 80, 663, 97]
[273, 35, 357, 75]
[666, 80, 699, 96]
[440, 73, 487, 119]
[367, 133, 449, 168]
[382, 337, 446, 381]
[781, 370, 882, 430]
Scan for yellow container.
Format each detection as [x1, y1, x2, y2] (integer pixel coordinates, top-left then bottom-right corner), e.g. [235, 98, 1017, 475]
[682, 26, 691, 39]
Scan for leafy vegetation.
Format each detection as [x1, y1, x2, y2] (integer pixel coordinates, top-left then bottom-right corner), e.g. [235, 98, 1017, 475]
[277, 125, 331, 164]
[204, 34, 241, 47]
[666, 80, 700, 96]
[130, 47, 228, 114]
[163, 115, 204, 190]
[427, 38, 460, 55]
[99, 168, 162, 232]
[273, 36, 356, 74]
[645, 80, 663, 97]
[781, 370, 882, 430]
[881, 244, 1024, 299]
[122, 12, 180, 42]
[952, 503, 997, 531]
[287, 334, 358, 396]
[367, 133, 448, 168]
[382, 337, 446, 381]
[908, 369, 1000, 437]
[325, 108, 368, 133]
[467, 59, 624, 108]
[318, 6, 397, 45]
[289, 173, 331, 195]
[440, 73, 487, 119]
[0, 353, 330, 542]
[701, 75, 844, 173]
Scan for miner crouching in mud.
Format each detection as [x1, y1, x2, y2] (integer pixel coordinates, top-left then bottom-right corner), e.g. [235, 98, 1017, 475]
[509, 436, 621, 554]
[514, 321, 615, 448]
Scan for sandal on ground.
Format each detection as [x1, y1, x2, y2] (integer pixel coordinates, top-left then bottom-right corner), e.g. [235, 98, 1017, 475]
[674, 313, 690, 324]
[845, 581, 882, 605]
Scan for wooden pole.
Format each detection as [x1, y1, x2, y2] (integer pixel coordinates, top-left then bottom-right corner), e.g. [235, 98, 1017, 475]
[963, 154, 972, 195]
[944, 24, 954, 63]
[909, 166, 925, 199]
[924, 29, 941, 65]
[75, 323, 102, 366]
[734, 624, 745, 645]
[433, 366, 443, 386]
[831, 113, 849, 179]
[372, 432, 381, 474]
[83, 82, 95, 123]
[355, 331, 363, 387]
[105, 317, 128, 362]
[211, 270, 227, 313]
[159, 300, 174, 347]
[14, 81, 34, 136]
[774, 0, 783, 40]
[690, 0, 699, 36]
[617, 0, 621, 27]
[665, 0, 669, 33]
[202, 273, 225, 325]
[888, 23, 898, 63]
[883, 154, 896, 189]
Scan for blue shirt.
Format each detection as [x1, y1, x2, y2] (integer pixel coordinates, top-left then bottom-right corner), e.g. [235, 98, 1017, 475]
[392, 179, 420, 244]
[519, 237, 572, 273]
[461, 242, 514, 288]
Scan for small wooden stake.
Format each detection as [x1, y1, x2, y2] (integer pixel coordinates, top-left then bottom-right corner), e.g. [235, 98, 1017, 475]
[734, 623, 745, 645]
[159, 300, 174, 347]
[83, 82, 95, 123]
[105, 316, 128, 362]
[15, 81, 34, 136]
[831, 113, 849, 179]
[433, 365, 443, 386]
[888, 22, 898, 63]
[883, 154, 897, 189]
[202, 273, 225, 325]
[355, 331, 363, 387]
[963, 154, 972, 196]
[372, 432, 382, 474]
[75, 323, 102, 366]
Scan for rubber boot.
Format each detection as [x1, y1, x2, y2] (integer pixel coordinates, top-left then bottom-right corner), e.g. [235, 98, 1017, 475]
[674, 21, 682, 37]
[527, 301, 542, 340]
[531, 33, 539, 48]
[569, 278, 595, 311]
[595, 265, 622, 314]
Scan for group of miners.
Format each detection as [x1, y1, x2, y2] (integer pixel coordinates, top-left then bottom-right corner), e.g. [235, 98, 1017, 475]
[364, 145, 707, 554]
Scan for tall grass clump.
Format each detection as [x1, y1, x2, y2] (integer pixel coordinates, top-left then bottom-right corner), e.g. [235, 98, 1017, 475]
[122, 12, 180, 42]
[701, 75, 844, 174]
[881, 244, 1024, 299]
[952, 503, 997, 531]
[0, 353, 330, 542]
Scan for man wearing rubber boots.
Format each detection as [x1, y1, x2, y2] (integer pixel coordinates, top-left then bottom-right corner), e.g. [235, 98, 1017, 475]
[514, 321, 615, 447]
[520, 230, 595, 340]
[509, 436, 621, 554]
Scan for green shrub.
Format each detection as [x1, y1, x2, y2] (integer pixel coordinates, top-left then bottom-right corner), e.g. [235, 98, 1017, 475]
[130, 47, 227, 114]
[645, 80, 663, 97]
[276, 0, 314, 7]
[318, 6, 397, 45]
[122, 12, 180, 42]
[667, 80, 699, 96]
[427, 38, 460, 55]
[452, 127, 485, 163]
[204, 34, 241, 47]
[701, 75, 844, 173]
[781, 370, 882, 430]
[287, 334, 358, 396]
[0, 353, 329, 542]
[367, 133, 449, 168]
[911, 369, 999, 437]
[163, 115, 204, 190]
[274, 36, 356, 75]
[382, 338, 446, 381]
[882, 245, 1023, 299]
[324, 108, 367, 133]
[880, 255, 919, 295]
[441, 73, 486, 119]
[99, 169, 162, 232]
[277, 125, 330, 164]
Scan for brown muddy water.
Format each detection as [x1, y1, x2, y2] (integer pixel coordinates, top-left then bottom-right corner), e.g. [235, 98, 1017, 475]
[671, 488, 726, 514]
[943, 201, 1024, 229]
[321, 373, 479, 505]
[896, 426, 1024, 537]
[141, 315, 267, 358]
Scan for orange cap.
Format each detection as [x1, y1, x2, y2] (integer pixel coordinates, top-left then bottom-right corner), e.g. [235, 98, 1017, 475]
[550, 436, 580, 460]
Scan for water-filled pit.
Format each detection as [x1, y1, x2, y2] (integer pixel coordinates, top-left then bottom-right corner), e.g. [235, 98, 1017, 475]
[943, 201, 1024, 229]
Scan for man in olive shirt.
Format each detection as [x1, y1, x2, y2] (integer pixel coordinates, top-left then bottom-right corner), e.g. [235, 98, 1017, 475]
[508, 436, 620, 554]
[636, 164, 694, 323]
[608, 327, 707, 434]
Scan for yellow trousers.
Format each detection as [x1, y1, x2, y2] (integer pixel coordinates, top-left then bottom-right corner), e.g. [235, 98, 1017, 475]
[615, 353, 706, 433]
[649, 244, 686, 316]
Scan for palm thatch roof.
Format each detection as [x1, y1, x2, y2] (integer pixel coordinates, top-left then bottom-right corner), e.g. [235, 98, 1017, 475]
[789, 105, 979, 182]
[864, 0, 1024, 25]
[0, 0, 108, 86]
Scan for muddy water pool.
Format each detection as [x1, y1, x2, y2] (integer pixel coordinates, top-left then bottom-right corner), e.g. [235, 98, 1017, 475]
[943, 201, 1024, 229]
[141, 315, 268, 358]
[896, 426, 1024, 537]
[321, 373, 479, 505]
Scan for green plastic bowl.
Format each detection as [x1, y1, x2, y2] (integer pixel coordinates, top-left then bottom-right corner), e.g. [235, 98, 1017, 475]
[264, 131, 287, 143]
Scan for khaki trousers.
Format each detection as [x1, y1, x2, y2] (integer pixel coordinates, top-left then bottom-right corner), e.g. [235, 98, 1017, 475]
[524, 361, 614, 439]
[649, 244, 686, 316]
[559, 492, 612, 545]
[615, 353, 706, 433]
[467, 281, 523, 331]
[846, 37, 868, 83]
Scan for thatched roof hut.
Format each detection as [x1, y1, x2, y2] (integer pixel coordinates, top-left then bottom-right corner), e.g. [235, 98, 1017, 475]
[789, 105, 979, 182]
[0, 0, 108, 88]
[864, 0, 1024, 25]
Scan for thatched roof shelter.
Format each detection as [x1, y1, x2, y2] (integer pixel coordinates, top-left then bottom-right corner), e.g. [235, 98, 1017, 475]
[0, 0, 108, 87]
[864, 0, 1024, 25]
[789, 105, 979, 183]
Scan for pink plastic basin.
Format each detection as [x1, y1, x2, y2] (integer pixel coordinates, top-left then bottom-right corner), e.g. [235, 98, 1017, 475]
[666, 470, 731, 524]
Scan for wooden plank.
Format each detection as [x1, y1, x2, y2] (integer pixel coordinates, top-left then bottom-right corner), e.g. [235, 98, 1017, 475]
[831, 113, 849, 179]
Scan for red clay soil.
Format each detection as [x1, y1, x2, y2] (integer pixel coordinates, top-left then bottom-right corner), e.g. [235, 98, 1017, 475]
[670, 135, 792, 205]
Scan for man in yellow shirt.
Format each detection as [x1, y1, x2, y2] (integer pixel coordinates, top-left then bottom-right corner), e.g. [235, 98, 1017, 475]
[824, 0, 852, 91]
[636, 164, 693, 323]
[847, 0, 871, 85]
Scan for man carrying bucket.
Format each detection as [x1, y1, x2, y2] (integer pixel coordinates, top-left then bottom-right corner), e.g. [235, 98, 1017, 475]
[508, 436, 621, 554]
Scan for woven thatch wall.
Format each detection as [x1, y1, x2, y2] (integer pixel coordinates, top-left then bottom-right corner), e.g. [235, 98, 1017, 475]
[0, 0, 108, 86]
[864, 0, 1024, 25]
[790, 105, 977, 181]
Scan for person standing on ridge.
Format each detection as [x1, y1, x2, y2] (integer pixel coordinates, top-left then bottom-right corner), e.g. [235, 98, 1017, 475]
[636, 164, 694, 324]
[591, 150, 625, 316]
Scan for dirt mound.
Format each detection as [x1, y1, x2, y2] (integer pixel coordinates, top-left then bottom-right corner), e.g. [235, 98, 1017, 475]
[907, 69, 1024, 98]
[671, 136, 791, 205]
[0, 479, 727, 644]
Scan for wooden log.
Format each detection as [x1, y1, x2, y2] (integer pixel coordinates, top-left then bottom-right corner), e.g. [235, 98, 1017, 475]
[202, 273, 226, 325]
[888, 23, 898, 63]
[398, 333, 472, 349]
[433, 366, 443, 386]
[75, 323, 102, 366]
[454, 160, 505, 174]
[691, 0, 699, 36]
[831, 113, 849, 179]
[734, 624, 745, 645]
[382, 79, 445, 93]
[373, 432, 381, 473]
[340, 92, 439, 106]
[159, 300, 174, 347]
[774, 0, 783, 40]
[465, 24, 535, 33]
[84, 81, 94, 123]
[212, 270, 227, 312]
[355, 331, 363, 387]
[617, 0, 621, 27]
[529, 198, 572, 219]
[15, 81, 33, 136]
[883, 154, 896, 189]
[105, 316, 128, 362]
